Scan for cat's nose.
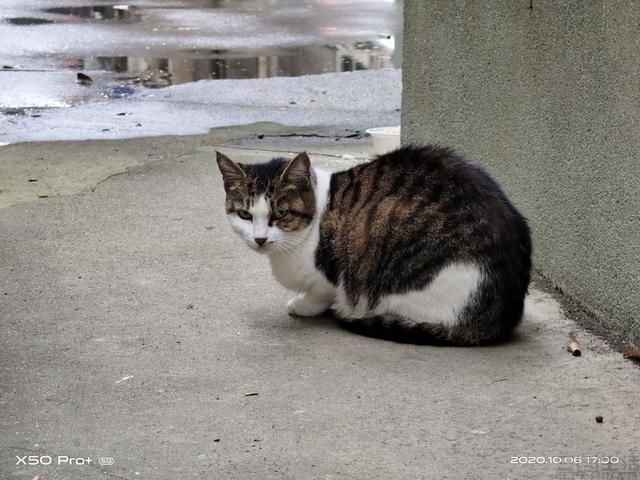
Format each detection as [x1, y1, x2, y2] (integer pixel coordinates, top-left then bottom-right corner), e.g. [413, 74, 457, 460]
[254, 237, 267, 246]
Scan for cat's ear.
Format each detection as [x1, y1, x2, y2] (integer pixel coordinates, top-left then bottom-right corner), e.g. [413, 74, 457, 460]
[281, 152, 311, 185]
[216, 151, 246, 191]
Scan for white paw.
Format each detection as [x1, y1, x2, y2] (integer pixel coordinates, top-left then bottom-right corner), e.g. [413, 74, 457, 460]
[287, 294, 328, 317]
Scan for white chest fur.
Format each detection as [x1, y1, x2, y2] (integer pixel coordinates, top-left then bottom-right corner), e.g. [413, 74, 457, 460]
[268, 167, 336, 301]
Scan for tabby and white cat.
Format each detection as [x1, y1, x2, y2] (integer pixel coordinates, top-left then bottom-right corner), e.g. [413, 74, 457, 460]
[216, 146, 531, 345]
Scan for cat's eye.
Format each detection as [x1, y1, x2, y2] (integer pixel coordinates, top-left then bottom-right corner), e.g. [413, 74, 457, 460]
[237, 210, 252, 220]
[271, 210, 287, 220]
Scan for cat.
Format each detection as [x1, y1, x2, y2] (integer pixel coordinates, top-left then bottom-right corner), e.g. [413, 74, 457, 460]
[216, 146, 531, 345]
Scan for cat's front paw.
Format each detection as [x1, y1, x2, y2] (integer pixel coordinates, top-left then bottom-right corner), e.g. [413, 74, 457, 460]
[287, 294, 328, 317]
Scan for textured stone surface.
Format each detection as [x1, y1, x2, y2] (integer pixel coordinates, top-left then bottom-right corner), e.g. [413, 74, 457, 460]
[402, 0, 640, 344]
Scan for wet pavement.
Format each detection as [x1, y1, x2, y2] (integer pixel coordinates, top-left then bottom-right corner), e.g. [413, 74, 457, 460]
[0, 68, 401, 143]
[0, 0, 402, 110]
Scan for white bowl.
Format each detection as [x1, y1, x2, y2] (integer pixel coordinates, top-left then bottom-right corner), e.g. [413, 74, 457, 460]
[366, 126, 401, 155]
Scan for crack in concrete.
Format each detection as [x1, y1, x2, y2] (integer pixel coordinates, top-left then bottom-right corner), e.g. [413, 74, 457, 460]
[93, 169, 132, 188]
[211, 144, 370, 162]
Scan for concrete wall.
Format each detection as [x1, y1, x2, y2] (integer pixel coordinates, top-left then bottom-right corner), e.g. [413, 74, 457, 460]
[401, 0, 640, 344]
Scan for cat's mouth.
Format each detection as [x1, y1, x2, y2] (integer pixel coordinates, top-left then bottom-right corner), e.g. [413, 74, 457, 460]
[250, 240, 275, 253]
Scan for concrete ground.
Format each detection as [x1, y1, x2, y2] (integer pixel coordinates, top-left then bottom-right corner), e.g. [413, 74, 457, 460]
[1, 124, 639, 480]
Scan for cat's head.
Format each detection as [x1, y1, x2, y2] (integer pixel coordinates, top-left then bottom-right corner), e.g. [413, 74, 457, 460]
[216, 151, 317, 254]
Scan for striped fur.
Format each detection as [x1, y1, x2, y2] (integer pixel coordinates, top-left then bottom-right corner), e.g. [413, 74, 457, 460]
[216, 146, 532, 346]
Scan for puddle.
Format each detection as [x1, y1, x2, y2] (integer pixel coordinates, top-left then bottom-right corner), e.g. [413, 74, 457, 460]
[43, 5, 142, 22]
[65, 41, 395, 87]
[1, 0, 401, 109]
[6, 4, 143, 25]
[0, 108, 31, 115]
[35, 0, 400, 85]
[5, 17, 55, 25]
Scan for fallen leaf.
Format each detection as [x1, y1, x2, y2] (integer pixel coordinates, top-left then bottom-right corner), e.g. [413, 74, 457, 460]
[623, 349, 640, 361]
[76, 73, 93, 85]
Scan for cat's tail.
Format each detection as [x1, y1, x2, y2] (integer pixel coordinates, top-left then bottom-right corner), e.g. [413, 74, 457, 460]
[338, 314, 507, 346]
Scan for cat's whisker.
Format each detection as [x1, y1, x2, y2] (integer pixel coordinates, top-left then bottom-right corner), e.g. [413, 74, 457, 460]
[276, 241, 304, 255]
[216, 146, 531, 346]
